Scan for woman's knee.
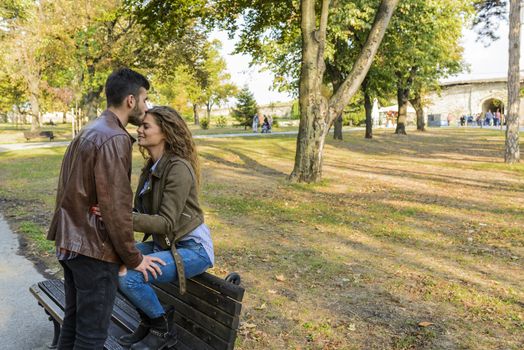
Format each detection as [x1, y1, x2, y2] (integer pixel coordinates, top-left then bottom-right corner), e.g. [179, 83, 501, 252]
[118, 270, 146, 292]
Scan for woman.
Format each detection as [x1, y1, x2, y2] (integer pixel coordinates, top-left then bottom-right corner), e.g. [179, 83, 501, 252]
[117, 106, 214, 350]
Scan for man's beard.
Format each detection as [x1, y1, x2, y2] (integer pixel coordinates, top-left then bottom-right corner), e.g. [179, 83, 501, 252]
[128, 104, 143, 126]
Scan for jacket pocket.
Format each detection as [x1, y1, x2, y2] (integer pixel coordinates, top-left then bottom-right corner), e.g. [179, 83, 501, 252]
[90, 213, 108, 243]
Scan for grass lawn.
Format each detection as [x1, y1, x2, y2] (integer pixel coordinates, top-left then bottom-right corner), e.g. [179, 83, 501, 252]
[0, 123, 74, 143]
[0, 127, 523, 349]
[0, 120, 300, 144]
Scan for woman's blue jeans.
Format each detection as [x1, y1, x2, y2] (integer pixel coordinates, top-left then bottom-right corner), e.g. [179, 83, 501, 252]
[118, 240, 212, 318]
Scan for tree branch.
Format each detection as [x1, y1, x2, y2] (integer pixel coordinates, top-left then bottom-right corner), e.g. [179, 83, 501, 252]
[328, 0, 399, 122]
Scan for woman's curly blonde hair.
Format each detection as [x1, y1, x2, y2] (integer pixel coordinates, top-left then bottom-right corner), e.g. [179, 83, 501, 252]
[140, 106, 200, 186]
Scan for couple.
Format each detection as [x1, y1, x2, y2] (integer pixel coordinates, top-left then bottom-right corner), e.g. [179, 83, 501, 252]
[47, 68, 214, 350]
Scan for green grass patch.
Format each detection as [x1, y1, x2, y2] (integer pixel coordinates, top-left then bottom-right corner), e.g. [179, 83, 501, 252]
[1, 128, 523, 349]
[19, 221, 55, 253]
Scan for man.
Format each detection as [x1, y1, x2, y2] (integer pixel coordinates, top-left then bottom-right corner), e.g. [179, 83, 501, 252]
[47, 68, 164, 349]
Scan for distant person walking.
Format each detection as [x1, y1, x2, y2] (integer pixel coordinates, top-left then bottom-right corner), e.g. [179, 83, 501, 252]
[495, 108, 502, 127]
[261, 115, 271, 133]
[485, 110, 493, 126]
[252, 113, 259, 133]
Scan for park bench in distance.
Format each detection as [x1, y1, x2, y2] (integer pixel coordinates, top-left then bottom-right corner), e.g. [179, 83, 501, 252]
[23, 130, 55, 141]
[29, 271, 244, 350]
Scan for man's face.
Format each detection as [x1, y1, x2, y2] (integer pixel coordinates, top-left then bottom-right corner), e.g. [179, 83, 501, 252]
[128, 87, 149, 126]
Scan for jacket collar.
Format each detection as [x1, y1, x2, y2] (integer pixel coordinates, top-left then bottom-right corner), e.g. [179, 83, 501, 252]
[100, 109, 136, 143]
[144, 154, 176, 179]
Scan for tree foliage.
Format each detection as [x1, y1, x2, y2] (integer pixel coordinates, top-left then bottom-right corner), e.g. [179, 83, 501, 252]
[0, 0, 235, 127]
[473, 0, 507, 44]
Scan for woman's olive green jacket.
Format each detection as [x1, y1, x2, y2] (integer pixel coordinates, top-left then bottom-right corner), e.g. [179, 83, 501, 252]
[132, 154, 203, 293]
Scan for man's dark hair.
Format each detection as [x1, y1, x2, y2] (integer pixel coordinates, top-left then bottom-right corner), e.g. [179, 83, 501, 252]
[105, 68, 150, 107]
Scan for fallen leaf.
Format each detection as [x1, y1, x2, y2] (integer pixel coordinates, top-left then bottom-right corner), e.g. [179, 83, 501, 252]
[418, 321, 434, 327]
[255, 303, 267, 310]
[268, 289, 278, 294]
[242, 322, 257, 329]
[275, 274, 286, 282]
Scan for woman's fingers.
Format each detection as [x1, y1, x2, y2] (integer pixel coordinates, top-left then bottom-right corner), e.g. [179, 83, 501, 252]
[149, 256, 167, 266]
[147, 265, 158, 279]
[142, 255, 165, 280]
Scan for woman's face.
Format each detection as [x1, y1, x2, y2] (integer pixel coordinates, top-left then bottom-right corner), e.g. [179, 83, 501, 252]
[137, 113, 165, 150]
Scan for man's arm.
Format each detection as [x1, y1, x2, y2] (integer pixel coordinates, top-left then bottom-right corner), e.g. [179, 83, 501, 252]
[94, 135, 142, 268]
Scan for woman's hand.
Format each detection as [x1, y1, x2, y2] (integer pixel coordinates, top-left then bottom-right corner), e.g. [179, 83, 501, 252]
[134, 255, 167, 282]
[90, 205, 102, 220]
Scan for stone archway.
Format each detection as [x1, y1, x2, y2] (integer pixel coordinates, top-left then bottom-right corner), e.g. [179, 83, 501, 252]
[481, 97, 505, 115]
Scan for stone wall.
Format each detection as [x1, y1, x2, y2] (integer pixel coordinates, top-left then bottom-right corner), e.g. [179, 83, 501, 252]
[426, 78, 524, 125]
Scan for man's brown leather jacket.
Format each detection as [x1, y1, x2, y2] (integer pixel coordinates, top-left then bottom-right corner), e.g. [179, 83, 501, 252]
[47, 110, 143, 268]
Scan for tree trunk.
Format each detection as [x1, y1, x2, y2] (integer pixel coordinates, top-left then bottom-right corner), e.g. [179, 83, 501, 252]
[410, 94, 425, 131]
[395, 67, 417, 135]
[333, 114, 343, 140]
[289, 0, 330, 183]
[206, 102, 212, 122]
[505, 0, 520, 163]
[364, 88, 373, 139]
[290, 0, 399, 182]
[193, 104, 200, 125]
[395, 85, 408, 135]
[28, 90, 40, 131]
[81, 64, 103, 120]
[83, 88, 103, 120]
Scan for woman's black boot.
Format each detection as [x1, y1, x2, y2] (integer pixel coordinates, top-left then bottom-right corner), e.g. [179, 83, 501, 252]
[118, 310, 151, 346]
[130, 314, 176, 350]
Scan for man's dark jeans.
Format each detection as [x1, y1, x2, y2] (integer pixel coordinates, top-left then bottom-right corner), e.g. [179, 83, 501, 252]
[57, 255, 119, 350]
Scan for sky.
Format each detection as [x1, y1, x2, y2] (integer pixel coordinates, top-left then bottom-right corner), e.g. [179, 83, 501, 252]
[213, 21, 522, 106]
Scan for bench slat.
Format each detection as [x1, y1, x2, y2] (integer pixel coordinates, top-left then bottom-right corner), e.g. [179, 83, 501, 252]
[173, 323, 214, 350]
[156, 281, 242, 317]
[188, 273, 245, 302]
[154, 282, 240, 329]
[30, 283, 64, 323]
[153, 285, 237, 343]
[31, 282, 126, 350]
[173, 313, 235, 350]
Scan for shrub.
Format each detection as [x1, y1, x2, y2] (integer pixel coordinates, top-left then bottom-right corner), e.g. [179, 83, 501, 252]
[215, 116, 227, 128]
[200, 118, 209, 130]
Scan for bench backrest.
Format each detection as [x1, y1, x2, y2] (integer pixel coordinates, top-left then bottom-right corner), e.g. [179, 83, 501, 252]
[153, 272, 245, 350]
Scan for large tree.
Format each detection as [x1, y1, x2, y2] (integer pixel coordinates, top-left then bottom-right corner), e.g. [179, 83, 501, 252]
[289, 0, 398, 182]
[0, 0, 209, 125]
[199, 40, 238, 122]
[473, 0, 520, 163]
[505, 0, 520, 163]
[380, 0, 470, 135]
[126, 0, 399, 183]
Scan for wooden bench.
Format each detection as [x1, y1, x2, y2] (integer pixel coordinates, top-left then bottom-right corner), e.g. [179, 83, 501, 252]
[23, 130, 55, 141]
[30, 272, 244, 350]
